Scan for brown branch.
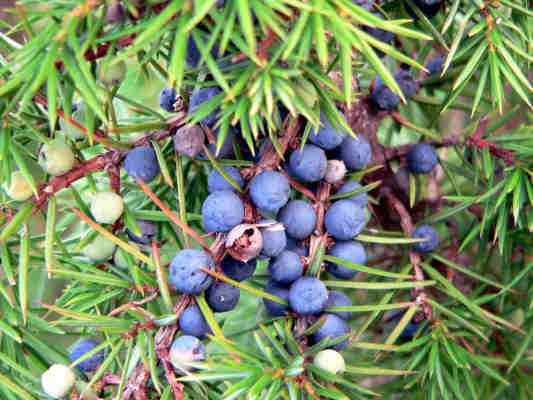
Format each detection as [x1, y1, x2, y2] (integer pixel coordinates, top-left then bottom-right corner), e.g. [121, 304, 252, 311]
[466, 117, 515, 165]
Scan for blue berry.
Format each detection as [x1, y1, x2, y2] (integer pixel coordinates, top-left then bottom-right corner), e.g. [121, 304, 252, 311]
[68, 339, 104, 373]
[312, 314, 351, 350]
[160, 87, 177, 112]
[279, 200, 317, 240]
[124, 146, 160, 183]
[179, 305, 211, 338]
[426, 55, 444, 75]
[395, 69, 419, 99]
[269, 250, 303, 285]
[126, 220, 157, 245]
[206, 282, 240, 312]
[169, 335, 205, 371]
[186, 36, 201, 68]
[259, 220, 287, 258]
[188, 86, 222, 127]
[340, 136, 372, 171]
[370, 76, 400, 111]
[220, 257, 256, 281]
[325, 200, 367, 240]
[364, 13, 395, 46]
[289, 145, 327, 182]
[199, 126, 236, 160]
[169, 249, 214, 295]
[263, 280, 290, 317]
[406, 0, 442, 19]
[249, 171, 290, 214]
[202, 190, 244, 233]
[207, 166, 243, 193]
[336, 181, 368, 208]
[308, 113, 348, 150]
[326, 241, 366, 279]
[406, 143, 438, 174]
[352, 0, 374, 9]
[286, 237, 309, 257]
[289, 277, 328, 315]
[412, 224, 439, 253]
[324, 291, 353, 320]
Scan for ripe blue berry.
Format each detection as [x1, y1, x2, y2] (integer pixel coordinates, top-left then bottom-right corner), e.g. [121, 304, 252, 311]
[289, 277, 328, 315]
[68, 339, 104, 373]
[201, 126, 236, 159]
[186, 36, 201, 68]
[206, 282, 240, 312]
[352, 0, 373, 10]
[363, 13, 395, 46]
[269, 250, 303, 285]
[308, 113, 347, 150]
[340, 136, 372, 171]
[324, 291, 353, 320]
[325, 200, 367, 240]
[395, 69, 419, 99]
[279, 200, 317, 240]
[202, 190, 244, 233]
[188, 86, 222, 127]
[160, 87, 177, 112]
[412, 224, 439, 253]
[326, 241, 367, 279]
[259, 220, 287, 258]
[289, 145, 327, 182]
[406, 143, 438, 174]
[124, 145, 161, 183]
[336, 180, 368, 208]
[207, 166, 244, 193]
[312, 314, 350, 350]
[426, 55, 444, 75]
[169, 249, 214, 294]
[221, 257, 257, 281]
[249, 171, 290, 214]
[263, 280, 290, 317]
[126, 220, 158, 245]
[370, 76, 400, 111]
[286, 237, 309, 257]
[406, 0, 442, 19]
[169, 335, 206, 371]
[179, 305, 211, 338]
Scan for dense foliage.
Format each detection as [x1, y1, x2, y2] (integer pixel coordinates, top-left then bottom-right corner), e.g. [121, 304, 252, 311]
[0, 0, 531, 399]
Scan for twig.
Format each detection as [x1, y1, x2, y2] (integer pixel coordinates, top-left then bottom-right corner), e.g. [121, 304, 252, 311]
[466, 117, 515, 165]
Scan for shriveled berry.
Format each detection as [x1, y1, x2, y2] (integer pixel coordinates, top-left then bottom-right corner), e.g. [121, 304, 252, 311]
[324, 160, 347, 184]
[174, 125, 205, 158]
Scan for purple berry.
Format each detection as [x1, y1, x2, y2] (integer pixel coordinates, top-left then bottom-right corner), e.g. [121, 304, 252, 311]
[426, 55, 445, 75]
[124, 146, 160, 183]
[249, 171, 290, 214]
[126, 220, 157, 245]
[179, 305, 211, 338]
[68, 339, 104, 373]
[160, 87, 177, 112]
[340, 136, 372, 171]
[207, 166, 244, 193]
[169, 249, 214, 295]
[325, 291, 353, 320]
[325, 200, 367, 240]
[279, 200, 317, 240]
[289, 145, 328, 183]
[406, 143, 438, 174]
[411, 224, 439, 253]
[326, 241, 367, 279]
[206, 282, 240, 312]
[269, 250, 303, 285]
[202, 190, 244, 233]
[312, 314, 351, 350]
[289, 277, 328, 315]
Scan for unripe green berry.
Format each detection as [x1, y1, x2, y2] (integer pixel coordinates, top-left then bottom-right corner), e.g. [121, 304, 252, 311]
[313, 349, 345, 375]
[99, 60, 127, 86]
[90, 191, 124, 224]
[82, 234, 117, 262]
[4, 171, 33, 201]
[39, 139, 75, 176]
[41, 364, 76, 399]
[59, 104, 86, 140]
[113, 243, 140, 269]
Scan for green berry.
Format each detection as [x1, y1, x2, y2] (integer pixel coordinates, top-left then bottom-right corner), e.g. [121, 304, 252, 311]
[4, 171, 33, 201]
[82, 234, 117, 262]
[41, 364, 76, 399]
[313, 349, 345, 374]
[39, 139, 75, 176]
[113, 243, 140, 269]
[90, 191, 124, 224]
[99, 60, 127, 86]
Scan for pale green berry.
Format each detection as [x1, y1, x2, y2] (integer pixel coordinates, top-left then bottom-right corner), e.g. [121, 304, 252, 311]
[113, 243, 140, 269]
[41, 364, 76, 399]
[90, 191, 124, 224]
[39, 139, 75, 176]
[313, 349, 345, 375]
[82, 234, 117, 262]
[99, 60, 127, 86]
[4, 171, 33, 201]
